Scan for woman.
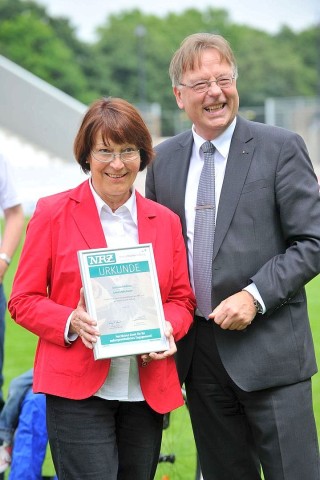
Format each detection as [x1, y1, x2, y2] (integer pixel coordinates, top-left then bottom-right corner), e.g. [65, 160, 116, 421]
[8, 97, 195, 480]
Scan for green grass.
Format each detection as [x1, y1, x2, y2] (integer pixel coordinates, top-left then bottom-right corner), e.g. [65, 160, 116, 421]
[155, 404, 198, 480]
[2, 219, 320, 479]
[307, 275, 320, 428]
[2, 219, 37, 387]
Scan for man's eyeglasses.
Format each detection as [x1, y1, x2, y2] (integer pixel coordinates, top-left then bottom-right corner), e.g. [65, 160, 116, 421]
[91, 149, 140, 164]
[179, 76, 235, 94]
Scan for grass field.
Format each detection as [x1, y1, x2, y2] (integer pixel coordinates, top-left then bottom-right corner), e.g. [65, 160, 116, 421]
[2, 221, 320, 479]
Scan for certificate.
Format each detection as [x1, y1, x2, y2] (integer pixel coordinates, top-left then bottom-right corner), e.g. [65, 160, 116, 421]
[77, 244, 169, 360]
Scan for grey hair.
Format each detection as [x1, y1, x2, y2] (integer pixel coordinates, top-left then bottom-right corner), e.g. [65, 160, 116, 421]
[169, 33, 238, 86]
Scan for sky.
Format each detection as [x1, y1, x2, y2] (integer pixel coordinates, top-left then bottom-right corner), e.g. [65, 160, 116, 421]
[36, 0, 320, 42]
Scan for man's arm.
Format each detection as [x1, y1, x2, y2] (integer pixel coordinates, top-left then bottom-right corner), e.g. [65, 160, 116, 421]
[0, 204, 24, 283]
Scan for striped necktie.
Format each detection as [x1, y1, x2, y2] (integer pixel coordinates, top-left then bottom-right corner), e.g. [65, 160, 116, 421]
[193, 141, 216, 319]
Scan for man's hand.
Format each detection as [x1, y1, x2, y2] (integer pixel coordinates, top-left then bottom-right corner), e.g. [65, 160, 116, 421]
[209, 290, 257, 330]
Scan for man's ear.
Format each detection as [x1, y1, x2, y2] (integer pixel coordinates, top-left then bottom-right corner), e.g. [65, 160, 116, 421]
[173, 86, 184, 110]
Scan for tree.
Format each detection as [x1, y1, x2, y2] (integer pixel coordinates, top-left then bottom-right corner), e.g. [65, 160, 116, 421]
[0, 0, 90, 102]
[0, 0, 318, 134]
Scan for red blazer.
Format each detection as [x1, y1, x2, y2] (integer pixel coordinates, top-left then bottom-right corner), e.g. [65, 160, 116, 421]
[9, 181, 195, 414]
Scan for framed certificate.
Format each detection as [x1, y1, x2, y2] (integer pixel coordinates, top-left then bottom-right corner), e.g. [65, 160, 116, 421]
[77, 244, 169, 360]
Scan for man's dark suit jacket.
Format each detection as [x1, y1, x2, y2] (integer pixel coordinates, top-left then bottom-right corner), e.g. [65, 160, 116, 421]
[146, 115, 320, 392]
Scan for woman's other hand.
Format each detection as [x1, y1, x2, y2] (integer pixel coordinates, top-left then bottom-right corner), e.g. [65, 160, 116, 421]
[140, 321, 177, 365]
[70, 288, 100, 349]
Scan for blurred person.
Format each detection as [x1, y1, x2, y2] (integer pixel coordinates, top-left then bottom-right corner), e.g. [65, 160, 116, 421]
[145, 33, 320, 479]
[8, 97, 195, 480]
[0, 369, 33, 473]
[0, 153, 24, 409]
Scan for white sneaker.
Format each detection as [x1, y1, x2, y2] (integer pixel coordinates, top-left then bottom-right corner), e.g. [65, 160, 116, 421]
[0, 442, 12, 473]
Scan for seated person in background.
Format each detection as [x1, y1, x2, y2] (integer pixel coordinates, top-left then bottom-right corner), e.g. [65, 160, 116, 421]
[0, 369, 33, 473]
[8, 389, 53, 480]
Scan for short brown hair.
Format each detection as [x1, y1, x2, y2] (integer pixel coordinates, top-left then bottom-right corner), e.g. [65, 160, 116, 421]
[169, 33, 238, 86]
[74, 97, 155, 174]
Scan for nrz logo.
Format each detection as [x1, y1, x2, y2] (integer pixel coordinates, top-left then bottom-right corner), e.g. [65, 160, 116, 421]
[87, 253, 116, 265]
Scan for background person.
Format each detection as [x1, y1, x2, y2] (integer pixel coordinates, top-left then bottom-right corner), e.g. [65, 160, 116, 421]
[0, 153, 24, 410]
[8, 97, 195, 480]
[146, 32, 320, 479]
[0, 369, 33, 474]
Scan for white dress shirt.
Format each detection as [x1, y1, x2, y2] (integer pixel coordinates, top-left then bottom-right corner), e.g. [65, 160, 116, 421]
[90, 181, 144, 401]
[185, 119, 265, 313]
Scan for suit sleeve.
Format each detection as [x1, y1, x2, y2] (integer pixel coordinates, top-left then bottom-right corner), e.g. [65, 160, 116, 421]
[145, 163, 156, 201]
[251, 132, 320, 310]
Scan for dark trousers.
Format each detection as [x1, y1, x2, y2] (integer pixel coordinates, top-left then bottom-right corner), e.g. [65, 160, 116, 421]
[46, 395, 163, 480]
[186, 317, 320, 480]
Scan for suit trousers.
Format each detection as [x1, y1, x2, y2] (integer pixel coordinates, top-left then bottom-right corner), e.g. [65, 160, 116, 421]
[46, 395, 163, 480]
[185, 316, 320, 480]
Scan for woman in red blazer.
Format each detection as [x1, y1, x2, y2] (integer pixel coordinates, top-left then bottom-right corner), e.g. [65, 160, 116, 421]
[8, 97, 195, 480]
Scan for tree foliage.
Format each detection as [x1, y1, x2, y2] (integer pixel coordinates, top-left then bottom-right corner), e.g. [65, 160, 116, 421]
[0, 0, 94, 102]
[0, 0, 318, 132]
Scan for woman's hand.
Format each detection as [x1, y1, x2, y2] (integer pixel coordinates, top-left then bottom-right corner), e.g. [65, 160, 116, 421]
[70, 288, 100, 349]
[140, 321, 177, 366]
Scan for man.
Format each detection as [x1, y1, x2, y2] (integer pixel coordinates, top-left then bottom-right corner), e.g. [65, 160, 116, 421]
[0, 153, 24, 409]
[146, 33, 320, 479]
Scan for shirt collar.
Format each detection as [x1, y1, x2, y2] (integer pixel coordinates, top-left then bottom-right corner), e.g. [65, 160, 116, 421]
[192, 117, 237, 158]
[89, 179, 138, 225]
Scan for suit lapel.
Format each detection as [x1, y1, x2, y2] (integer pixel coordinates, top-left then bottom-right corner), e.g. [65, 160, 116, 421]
[70, 184, 160, 250]
[213, 117, 254, 259]
[167, 132, 193, 238]
[70, 180, 107, 249]
[136, 191, 157, 246]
